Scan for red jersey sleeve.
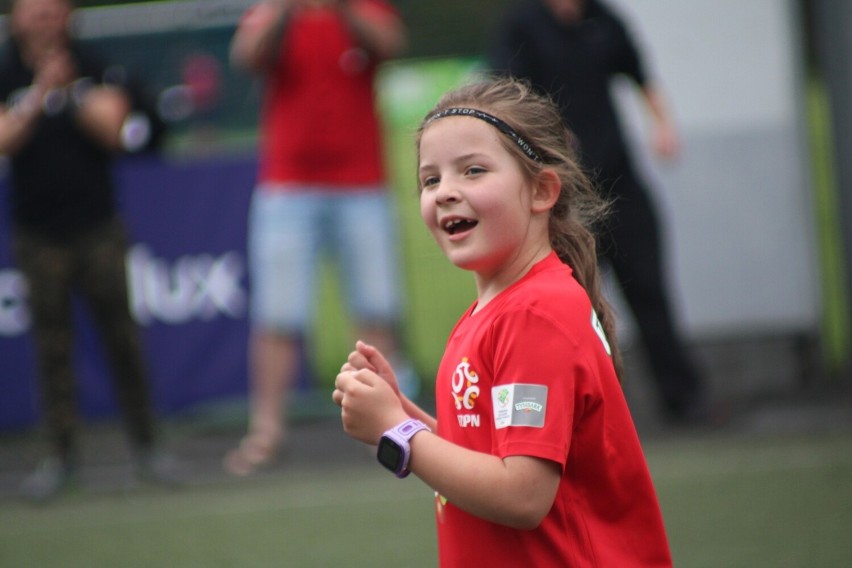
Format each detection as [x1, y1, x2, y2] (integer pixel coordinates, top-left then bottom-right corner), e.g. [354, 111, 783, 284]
[486, 303, 598, 470]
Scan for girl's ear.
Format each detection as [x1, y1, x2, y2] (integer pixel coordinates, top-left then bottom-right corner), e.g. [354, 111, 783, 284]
[531, 168, 561, 213]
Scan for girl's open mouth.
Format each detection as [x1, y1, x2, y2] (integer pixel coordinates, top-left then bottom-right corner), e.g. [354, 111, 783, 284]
[443, 218, 478, 235]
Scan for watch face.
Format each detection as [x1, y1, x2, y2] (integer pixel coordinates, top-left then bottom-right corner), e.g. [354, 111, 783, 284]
[377, 438, 404, 472]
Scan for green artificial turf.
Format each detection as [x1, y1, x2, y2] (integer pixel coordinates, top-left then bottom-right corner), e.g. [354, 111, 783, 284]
[2, 432, 849, 568]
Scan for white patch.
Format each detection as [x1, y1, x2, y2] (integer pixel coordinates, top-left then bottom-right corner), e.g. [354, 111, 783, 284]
[492, 384, 548, 429]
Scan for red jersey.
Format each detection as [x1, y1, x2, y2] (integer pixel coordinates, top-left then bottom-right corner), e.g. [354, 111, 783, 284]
[434, 252, 672, 567]
[257, 0, 394, 185]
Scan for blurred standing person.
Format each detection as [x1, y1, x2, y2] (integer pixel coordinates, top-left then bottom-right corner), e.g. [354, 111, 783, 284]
[225, 0, 414, 475]
[489, 0, 709, 424]
[0, 0, 171, 502]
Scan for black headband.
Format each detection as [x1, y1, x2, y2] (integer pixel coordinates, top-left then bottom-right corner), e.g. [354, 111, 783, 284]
[427, 107, 543, 163]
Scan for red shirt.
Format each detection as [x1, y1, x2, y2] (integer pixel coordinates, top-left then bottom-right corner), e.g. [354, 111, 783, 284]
[434, 252, 672, 567]
[258, 0, 393, 186]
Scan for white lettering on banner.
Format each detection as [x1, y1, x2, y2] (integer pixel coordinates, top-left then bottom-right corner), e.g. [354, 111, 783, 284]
[0, 269, 29, 337]
[0, 247, 247, 337]
[127, 245, 247, 325]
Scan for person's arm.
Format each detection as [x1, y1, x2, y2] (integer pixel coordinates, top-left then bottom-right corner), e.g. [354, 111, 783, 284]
[0, 45, 70, 155]
[230, 0, 292, 74]
[339, 0, 406, 61]
[1, 46, 139, 155]
[640, 83, 680, 159]
[410, 430, 561, 529]
[66, 52, 150, 153]
[0, 85, 45, 155]
[334, 368, 562, 529]
[605, 5, 680, 160]
[74, 85, 132, 152]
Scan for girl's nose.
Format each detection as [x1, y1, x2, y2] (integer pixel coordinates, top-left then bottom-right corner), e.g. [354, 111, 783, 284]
[434, 180, 461, 204]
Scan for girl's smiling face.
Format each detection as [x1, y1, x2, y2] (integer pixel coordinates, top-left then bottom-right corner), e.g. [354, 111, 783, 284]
[418, 115, 549, 285]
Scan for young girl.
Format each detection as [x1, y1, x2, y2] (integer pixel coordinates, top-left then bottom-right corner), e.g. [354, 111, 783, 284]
[332, 77, 673, 567]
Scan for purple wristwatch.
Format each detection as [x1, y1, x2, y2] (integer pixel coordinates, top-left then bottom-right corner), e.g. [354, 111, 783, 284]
[377, 419, 430, 478]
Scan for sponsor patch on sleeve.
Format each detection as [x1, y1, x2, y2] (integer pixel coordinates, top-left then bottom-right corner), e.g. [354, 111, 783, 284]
[492, 383, 548, 429]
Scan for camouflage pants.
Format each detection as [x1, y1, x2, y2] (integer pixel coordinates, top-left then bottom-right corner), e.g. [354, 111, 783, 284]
[13, 218, 156, 464]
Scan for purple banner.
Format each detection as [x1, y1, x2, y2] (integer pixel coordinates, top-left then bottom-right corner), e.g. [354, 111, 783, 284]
[0, 154, 259, 430]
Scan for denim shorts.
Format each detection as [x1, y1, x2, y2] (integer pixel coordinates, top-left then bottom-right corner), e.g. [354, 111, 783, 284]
[248, 184, 402, 332]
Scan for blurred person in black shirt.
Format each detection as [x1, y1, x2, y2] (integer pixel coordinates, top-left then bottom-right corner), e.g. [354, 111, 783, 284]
[0, 0, 172, 502]
[489, 0, 709, 424]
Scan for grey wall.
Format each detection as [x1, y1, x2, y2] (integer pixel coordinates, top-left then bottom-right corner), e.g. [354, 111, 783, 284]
[607, 0, 820, 340]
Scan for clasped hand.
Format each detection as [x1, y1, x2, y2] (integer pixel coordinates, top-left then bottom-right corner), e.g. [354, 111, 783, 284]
[333, 341, 408, 445]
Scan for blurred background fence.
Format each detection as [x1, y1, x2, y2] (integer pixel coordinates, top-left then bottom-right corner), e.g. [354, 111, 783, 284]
[1, 0, 850, 431]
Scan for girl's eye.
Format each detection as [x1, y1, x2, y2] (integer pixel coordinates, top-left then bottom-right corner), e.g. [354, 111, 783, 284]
[466, 166, 486, 176]
[421, 176, 439, 188]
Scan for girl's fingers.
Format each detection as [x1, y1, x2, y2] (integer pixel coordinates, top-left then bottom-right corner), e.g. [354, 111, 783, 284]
[335, 369, 378, 392]
[347, 349, 376, 372]
[357, 341, 392, 375]
[331, 388, 344, 406]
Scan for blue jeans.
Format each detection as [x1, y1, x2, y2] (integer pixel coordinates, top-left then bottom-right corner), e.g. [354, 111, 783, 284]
[248, 185, 403, 333]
